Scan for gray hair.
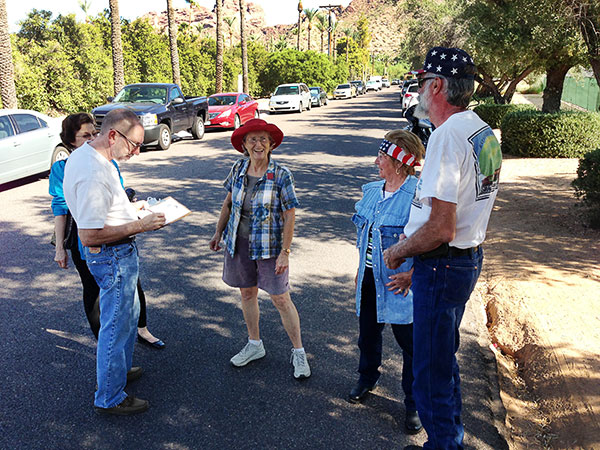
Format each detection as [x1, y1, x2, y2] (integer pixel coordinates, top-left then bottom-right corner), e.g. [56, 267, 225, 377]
[444, 77, 475, 108]
[100, 108, 141, 134]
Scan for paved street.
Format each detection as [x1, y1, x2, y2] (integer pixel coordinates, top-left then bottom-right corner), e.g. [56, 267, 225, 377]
[0, 89, 508, 450]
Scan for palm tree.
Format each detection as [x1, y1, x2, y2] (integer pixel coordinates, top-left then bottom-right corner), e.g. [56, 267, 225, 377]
[215, 0, 224, 93]
[109, 0, 125, 95]
[184, 0, 199, 26]
[342, 27, 352, 63]
[296, 1, 303, 51]
[239, 0, 249, 93]
[315, 13, 327, 53]
[224, 16, 236, 47]
[275, 36, 288, 51]
[78, 0, 92, 23]
[0, 0, 16, 108]
[303, 8, 318, 52]
[331, 20, 339, 60]
[166, 0, 181, 86]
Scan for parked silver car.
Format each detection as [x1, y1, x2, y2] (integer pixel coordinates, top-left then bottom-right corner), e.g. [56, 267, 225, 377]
[0, 109, 67, 185]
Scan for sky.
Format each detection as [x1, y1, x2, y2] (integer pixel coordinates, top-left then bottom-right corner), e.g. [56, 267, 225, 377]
[7, 0, 353, 32]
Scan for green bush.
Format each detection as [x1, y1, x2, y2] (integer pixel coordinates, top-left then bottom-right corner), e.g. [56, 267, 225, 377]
[473, 103, 536, 129]
[501, 110, 600, 158]
[572, 149, 600, 228]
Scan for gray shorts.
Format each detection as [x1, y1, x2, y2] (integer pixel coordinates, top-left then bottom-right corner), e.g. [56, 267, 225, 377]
[223, 236, 290, 295]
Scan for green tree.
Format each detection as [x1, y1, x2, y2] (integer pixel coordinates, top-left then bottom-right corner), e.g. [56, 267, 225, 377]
[315, 13, 327, 53]
[303, 8, 318, 51]
[0, 0, 17, 108]
[224, 16, 236, 47]
[564, 0, 600, 89]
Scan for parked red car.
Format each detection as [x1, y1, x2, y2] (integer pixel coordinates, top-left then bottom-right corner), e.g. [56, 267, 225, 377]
[207, 92, 260, 129]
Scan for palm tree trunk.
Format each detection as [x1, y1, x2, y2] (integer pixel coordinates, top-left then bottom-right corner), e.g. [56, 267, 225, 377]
[307, 27, 311, 51]
[320, 31, 324, 54]
[167, 0, 181, 85]
[239, 0, 249, 93]
[215, 0, 224, 92]
[0, 0, 17, 108]
[109, 0, 125, 95]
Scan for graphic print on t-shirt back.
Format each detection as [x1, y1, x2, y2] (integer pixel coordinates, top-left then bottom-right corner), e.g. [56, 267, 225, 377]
[468, 127, 502, 201]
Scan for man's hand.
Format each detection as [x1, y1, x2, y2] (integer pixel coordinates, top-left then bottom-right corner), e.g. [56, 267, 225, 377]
[139, 212, 166, 232]
[275, 252, 289, 275]
[384, 242, 406, 270]
[209, 231, 222, 251]
[386, 267, 414, 296]
[54, 246, 69, 269]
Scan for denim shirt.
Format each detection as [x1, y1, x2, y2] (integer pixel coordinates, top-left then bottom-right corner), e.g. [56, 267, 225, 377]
[223, 158, 299, 260]
[351, 177, 417, 324]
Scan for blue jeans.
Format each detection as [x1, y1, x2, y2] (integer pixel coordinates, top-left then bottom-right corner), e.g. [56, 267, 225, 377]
[412, 248, 483, 450]
[357, 268, 416, 412]
[84, 242, 140, 408]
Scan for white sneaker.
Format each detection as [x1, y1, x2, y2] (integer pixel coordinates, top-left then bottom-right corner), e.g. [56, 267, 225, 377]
[230, 341, 266, 367]
[290, 349, 311, 379]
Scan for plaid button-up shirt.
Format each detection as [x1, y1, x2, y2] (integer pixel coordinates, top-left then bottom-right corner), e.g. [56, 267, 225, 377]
[223, 158, 299, 260]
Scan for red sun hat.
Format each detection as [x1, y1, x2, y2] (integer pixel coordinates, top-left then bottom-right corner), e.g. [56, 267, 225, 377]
[230, 118, 284, 153]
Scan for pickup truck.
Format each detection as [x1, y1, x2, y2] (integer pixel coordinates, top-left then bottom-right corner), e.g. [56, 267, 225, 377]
[91, 83, 208, 150]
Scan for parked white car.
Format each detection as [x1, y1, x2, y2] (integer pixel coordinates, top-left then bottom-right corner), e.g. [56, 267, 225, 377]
[382, 78, 391, 88]
[365, 80, 380, 92]
[269, 83, 312, 113]
[402, 83, 420, 112]
[0, 109, 67, 185]
[334, 84, 354, 99]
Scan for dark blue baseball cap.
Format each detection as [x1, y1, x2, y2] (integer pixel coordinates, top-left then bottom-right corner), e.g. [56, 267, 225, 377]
[416, 47, 476, 79]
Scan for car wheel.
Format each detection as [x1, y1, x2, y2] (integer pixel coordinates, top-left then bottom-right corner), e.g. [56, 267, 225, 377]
[324, 97, 328, 105]
[191, 116, 205, 140]
[234, 114, 241, 129]
[317, 99, 321, 107]
[297, 103, 302, 113]
[158, 124, 171, 150]
[254, 109, 260, 119]
[51, 146, 70, 164]
[307, 100, 311, 111]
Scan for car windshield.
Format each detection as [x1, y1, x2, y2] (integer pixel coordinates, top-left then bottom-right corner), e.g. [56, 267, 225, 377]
[337, 84, 350, 89]
[114, 86, 167, 104]
[209, 95, 237, 106]
[408, 85, 419, 93]
[367, 81, 376, 85]
[274, 86, 299, 95]
[310, 88, 320, 93]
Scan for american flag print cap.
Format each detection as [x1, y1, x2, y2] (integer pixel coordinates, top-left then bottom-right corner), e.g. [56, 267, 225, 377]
[379, 139, 421, 167]
[417, 47, 475, 79]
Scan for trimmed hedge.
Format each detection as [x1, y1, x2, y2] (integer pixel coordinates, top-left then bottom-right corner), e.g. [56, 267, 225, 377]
[473, 103, 536, 129]
[572, 148, 600, 228]
[501, 110, 600, 158]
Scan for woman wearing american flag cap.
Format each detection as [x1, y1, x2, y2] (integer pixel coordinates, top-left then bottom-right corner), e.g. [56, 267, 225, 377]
[349, 129, 425, 435]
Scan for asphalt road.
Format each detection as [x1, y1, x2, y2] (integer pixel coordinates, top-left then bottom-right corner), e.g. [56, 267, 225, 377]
[0, 89, 508, 450]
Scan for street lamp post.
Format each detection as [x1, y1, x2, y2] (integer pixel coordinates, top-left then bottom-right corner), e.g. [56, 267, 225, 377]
[319, 4, 341, 58]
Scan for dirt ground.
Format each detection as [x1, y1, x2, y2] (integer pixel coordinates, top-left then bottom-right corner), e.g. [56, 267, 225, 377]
[479, 155, 600, 449]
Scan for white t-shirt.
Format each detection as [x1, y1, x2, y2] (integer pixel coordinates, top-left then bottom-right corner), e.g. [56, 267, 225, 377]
[63, 143, 138, 229]
[404, 110, 502, 248]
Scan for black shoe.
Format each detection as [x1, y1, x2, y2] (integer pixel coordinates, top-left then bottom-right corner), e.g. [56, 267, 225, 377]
[137, 334, 165, 349]
[94, 396, 149, 416]
[404, 410, 423, 435]
[127, 366, 143, 383]
[348, 380, 378, 403]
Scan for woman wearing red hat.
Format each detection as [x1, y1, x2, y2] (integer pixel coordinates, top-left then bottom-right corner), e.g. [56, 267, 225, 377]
[209, 118, 310, 379]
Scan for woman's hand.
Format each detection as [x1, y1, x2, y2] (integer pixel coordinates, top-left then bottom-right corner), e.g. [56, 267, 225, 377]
[386, 267, 414, 296]
[54, 246, 69, 269]
[275, 252, 289, 275]
[209, 231, 222, 251]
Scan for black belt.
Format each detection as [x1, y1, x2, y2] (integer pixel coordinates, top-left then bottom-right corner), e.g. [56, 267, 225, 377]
[105, 236, 135, 247]
[419, 243, 480, 260]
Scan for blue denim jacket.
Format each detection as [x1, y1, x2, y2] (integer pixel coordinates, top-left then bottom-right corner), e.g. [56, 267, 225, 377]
[351, 177, 417, 324]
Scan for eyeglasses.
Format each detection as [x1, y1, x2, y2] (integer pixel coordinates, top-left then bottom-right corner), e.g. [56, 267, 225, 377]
[113, 128, 143, 150]
[418, 77, 438, 89]
[75, 131, 99, 140]
[246, 136, 270, 145]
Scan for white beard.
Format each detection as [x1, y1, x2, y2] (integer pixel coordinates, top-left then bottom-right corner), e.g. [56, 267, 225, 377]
[413, 86, 431, 120]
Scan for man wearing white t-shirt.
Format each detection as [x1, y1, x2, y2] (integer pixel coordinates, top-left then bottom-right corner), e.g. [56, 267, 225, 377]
[384, 47, 502, 450]
[63, 108, 165, 416]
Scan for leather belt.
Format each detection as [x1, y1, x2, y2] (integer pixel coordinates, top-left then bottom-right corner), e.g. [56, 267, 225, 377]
[419, 243, 480, 260]
[105, 236, 135, 247]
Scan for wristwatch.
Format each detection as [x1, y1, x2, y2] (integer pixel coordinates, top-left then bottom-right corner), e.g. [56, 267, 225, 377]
[282, 248, 291, 255]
